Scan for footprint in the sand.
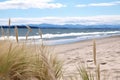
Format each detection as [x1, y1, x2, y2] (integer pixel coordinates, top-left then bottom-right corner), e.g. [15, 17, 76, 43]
[105, 56, 109, 58]
[87, 59, 93, 62]
[100, 62, 107, 65]
[116, 51, 120, 55]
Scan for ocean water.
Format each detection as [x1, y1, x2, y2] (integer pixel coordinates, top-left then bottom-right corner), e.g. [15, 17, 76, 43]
[0, 28, 120, 45]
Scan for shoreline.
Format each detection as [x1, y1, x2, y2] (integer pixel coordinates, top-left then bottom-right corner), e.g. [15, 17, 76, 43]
[51, 35, 120, 46]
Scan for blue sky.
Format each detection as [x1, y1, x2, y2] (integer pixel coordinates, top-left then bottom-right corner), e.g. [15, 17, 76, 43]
[0, 0, 120, 25]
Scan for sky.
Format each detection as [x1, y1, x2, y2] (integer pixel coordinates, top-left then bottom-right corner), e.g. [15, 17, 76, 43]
[0, 0, 120, 25]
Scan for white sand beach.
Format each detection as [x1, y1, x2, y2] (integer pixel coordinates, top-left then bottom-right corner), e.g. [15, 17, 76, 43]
[53, 36, 120, 79]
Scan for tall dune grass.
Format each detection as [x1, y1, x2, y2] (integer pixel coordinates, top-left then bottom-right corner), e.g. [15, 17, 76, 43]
[26, 25, 32, 41]
[96, 64, 100, 80]
[0, 41, 29, 80]
[1, 26, 5, 38]
[31, 45, 62, 80]
[0, 23, 62, 80]
[7, 18, 11, 39]
[93, 40, 97, 65]
[77, 65, 94, 80]
[77, 64, 102, 80]
[14, 26, 19, 43]
[0, 41, 62, 80]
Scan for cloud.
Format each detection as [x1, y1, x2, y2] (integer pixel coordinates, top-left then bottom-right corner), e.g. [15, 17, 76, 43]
[0, 15, 120, 25]
[0, 0, 66, 9]
[76, 1, 120, 7]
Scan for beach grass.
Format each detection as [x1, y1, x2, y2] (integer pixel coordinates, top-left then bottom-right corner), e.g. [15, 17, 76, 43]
[1, 26, 5, 38]
[26, 25, 32, 41]
[0, 25, 62, 80]
[0, 20, 63, 80]
[93, 40, 97, 65]
[0, 41, 29, 80]
[77, 65, 94, 80]
[0, 40, 63, 80]
[14, 26, 19, 43]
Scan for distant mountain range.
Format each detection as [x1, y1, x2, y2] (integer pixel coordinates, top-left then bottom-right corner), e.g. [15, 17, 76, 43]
[1, 23, 120, 29]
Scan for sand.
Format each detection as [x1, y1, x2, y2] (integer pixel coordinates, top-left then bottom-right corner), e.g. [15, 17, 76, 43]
[52, 36, 120, 80]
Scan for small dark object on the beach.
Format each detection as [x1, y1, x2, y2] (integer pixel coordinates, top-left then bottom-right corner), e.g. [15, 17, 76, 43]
[87, 59, 93, 62]
[100, 62, 107, 65]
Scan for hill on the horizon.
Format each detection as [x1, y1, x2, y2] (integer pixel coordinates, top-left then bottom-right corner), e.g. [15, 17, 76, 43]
[1, 24, 120, 29]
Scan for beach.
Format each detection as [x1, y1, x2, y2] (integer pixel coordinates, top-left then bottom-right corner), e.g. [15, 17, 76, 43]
[1, 0, 120, 79]
[53, 36, 120, 79]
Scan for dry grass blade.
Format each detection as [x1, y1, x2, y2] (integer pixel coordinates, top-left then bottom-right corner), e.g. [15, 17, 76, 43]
[7, 18, 11, 38]
[38, 28, 42, 39]
[1, 26, 5, 38]
[26, 25, 32, 32]
[77, 65, 94, 80]
[26, 31, 29, 41]
[38, 28, 43, 45]
[26, 25, 32, 40]
[9, 18, 11, 26]
[96, 64, 100, 80]
[14, 26, 19, 43]
[93, 40, 97, 65]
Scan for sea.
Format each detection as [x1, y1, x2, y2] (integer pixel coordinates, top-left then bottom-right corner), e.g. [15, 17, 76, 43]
[0, 27, 120, 45]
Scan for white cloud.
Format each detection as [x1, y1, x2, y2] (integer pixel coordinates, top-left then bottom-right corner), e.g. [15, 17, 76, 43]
[76, 1, 120, 7]
[76, 4, 87, 7]
[0, 15, 120, 25]
[0, 0, 66, 9]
